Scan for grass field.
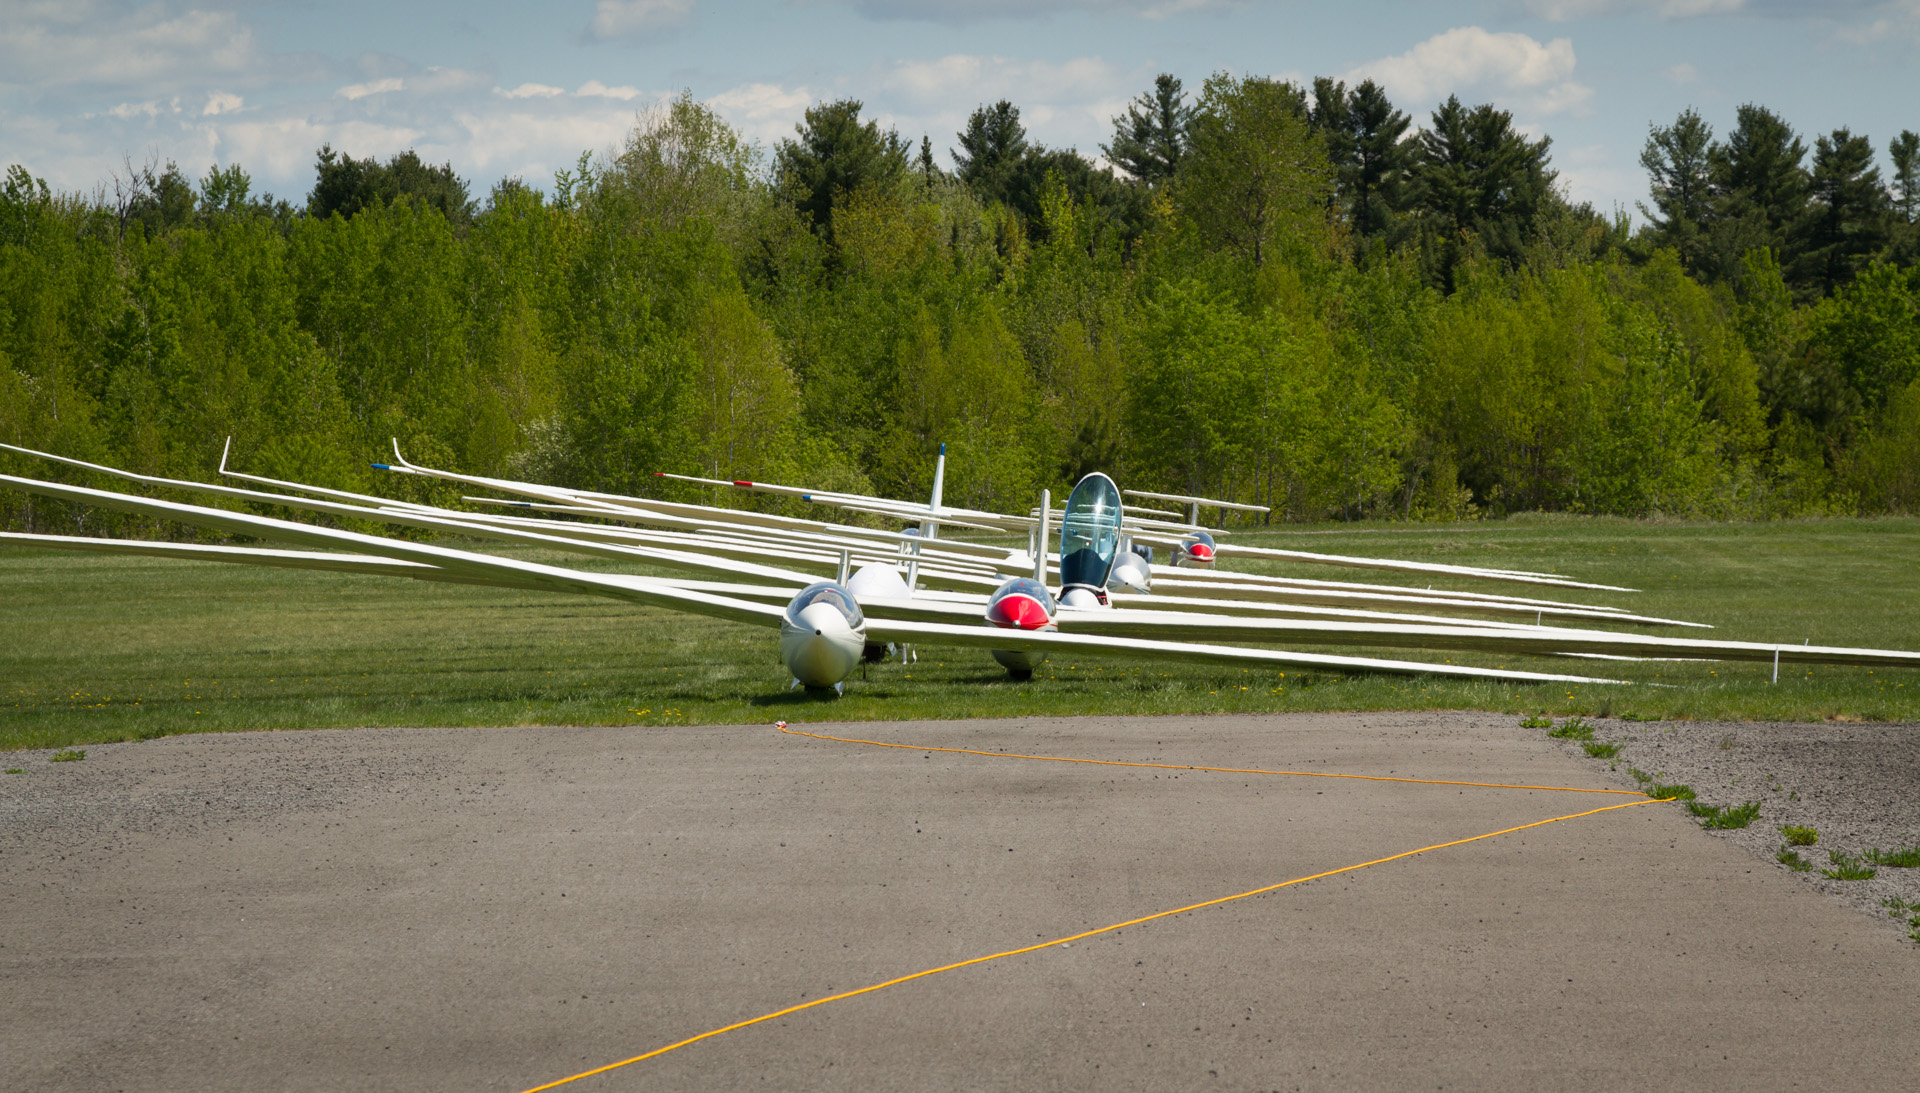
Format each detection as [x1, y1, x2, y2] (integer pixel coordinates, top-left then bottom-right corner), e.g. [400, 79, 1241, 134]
[5, 513, 1920, 751]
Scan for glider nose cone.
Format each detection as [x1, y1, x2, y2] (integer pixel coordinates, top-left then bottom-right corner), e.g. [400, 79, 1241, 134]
[1180, 541, 1215, 568]
[986, 592, 1053, 631]
[780, 601, 864, 688]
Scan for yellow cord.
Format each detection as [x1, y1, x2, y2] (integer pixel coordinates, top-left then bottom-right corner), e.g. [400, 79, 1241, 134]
[517, 723, 1661, 1092]
[778, 723, 1646, 796]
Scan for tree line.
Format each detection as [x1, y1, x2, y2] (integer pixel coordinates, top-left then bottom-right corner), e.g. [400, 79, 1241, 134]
[2, 72, 1917, 537]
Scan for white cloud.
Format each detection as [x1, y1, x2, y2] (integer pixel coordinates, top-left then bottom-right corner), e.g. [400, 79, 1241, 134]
[835, 0, 1243, 23]
[203, 91, 244, 116]
[1349, 27, 1594, 116]
[0, 1, 267, 91]
[336, 77, 405, 101]
[587, 0, 694, 39]
[576, 80, 643, 100]
[708, 82, 816, 146]
[833, 54, 1143, 168]
[1556, 142, 1643, 215]
[106, 99, 175, 120]
[1664, 62, 1700, 84]
[1519, 0, 1745, 17]
[498, 83, 567, 100]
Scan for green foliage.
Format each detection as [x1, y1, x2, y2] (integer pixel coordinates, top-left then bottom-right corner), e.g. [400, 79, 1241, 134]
[1791, 128, 1892, 298]
[1547, 717, 1594, 740]
[1643, 778, 1697, 802]
[48, 748, 84, 762]
[1179, 72, 1330, 270]
[1640, 108, 1717, 276]
[1103, 74, 1192, 187]
[1518, 715, 1552, 728]
[1582, 741, 1621, 759]
[1780, 825, 1819, 846]
[1822, 850, 1877, 880]
[1863, 845, 1920, 867]
[1777, 847, 1813, 871]
[1687, 799, 1761, 828]
[308, 146, 474, 228]
[774, 98, 910, 243]
[2, 79, 1919, 536]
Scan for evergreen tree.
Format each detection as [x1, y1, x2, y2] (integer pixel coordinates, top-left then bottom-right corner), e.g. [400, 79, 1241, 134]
[1889, 130, 1919, 267]
[952, 101, 1132, 246]
[1102, 74, 1192, 186]
[1344, 80, 1415, 247]
[773, 98, 910, 240]
[307, 147, 474, 228]
[1708, 105, 1808, 278]
[1638, 108, 1717, 276]
[1790, 128, 1891, 298]
[953, 100, 1030, 205]
[1413, 96, 1556, 280]
[124, 160, 196, 238]
[1893, 130, 1920, 225]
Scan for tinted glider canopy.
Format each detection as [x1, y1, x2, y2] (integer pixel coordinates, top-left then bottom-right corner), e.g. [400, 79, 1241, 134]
[1059, 473, 1123, 597]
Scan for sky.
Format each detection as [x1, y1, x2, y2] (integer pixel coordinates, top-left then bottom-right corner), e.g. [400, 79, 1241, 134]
[2, 0, 1915, 220]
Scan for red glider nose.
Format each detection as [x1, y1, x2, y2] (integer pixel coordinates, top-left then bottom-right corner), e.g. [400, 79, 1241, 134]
[1187, 542, 1214, 562]
[986, 593, 1053, 631]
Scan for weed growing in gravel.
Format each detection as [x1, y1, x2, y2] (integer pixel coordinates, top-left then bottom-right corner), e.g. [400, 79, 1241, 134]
[1779, 847, 1813, 871]
[1548, 718, 1595, 741]
[1886, 901, 1920, 943]
[4, 767, 22, 774]
[1863, 845, 1920, 868]
[1518, 715, 1553, 729]
[1822, 851, 1878, 881]
[1717, 733, 1738, 750]
[1583, 741, 1621, 759]
[1688, 800, 1762, 829]
[1780, 826, 1819, 847]
[1632, 770, 1696, 801]
[48, 749, 84, 762]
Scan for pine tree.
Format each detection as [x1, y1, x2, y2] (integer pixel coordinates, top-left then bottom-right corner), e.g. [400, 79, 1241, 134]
[773, 98, 909, 239]
[1791, 128, 1891, 297]
[1102, 74, 1192, 186]
[1414, 96, 1555, 277]
[1638, 108, 1716, 275]
[1346, 79, 1414, 247]
[953, 101, 1030, 205]
[1893, 130, 1920, 225]
[1708, 104, 1808, 279]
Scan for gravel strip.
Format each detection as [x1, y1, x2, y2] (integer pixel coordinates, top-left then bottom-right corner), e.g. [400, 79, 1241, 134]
[1538, 716, 1920, 941]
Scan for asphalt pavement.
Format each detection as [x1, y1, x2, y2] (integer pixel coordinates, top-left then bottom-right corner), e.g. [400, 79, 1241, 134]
[3, 711, 1915, 1091]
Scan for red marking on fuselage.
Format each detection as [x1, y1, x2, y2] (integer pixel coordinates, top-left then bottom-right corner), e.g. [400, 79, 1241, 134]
[986, 593, 1054, 631]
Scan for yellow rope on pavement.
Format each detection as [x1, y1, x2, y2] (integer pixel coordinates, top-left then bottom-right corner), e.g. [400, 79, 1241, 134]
[517, 722, 1661, 1092]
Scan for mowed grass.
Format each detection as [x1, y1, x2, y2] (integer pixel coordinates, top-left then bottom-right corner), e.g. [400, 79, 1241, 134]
[5, 512, 1920, 750]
